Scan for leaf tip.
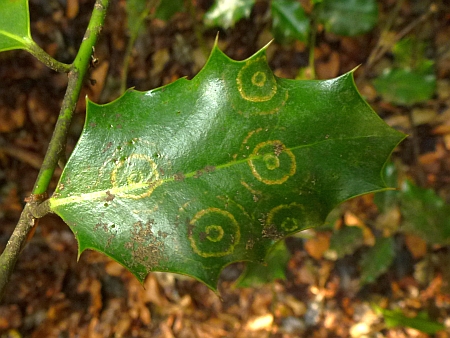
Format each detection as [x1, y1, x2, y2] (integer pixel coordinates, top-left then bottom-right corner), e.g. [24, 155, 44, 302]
[261, 39, 274, 52]
[350, 64, 362, 73]
[214, 31, 220, 47]
[77, 246, 86, 262]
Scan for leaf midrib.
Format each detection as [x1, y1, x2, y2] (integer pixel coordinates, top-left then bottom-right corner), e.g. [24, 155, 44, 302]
[49, 134, 394, 208]
[0, 29, 30, 47]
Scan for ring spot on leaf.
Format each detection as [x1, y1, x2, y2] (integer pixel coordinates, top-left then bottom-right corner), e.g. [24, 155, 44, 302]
[111, 153, 161, 199]
[248, 140, 296, 185]
[236, 91, 289, 117]
[205, 225, 224, 242]
[232, 56, 288, 116]
[48, 44, 406, 292]
[189, 208, 240, 257]
[251, 71, 267, 87]
[263, 153, 280, 170]
[267, 203, 304, 233]
[237, 56, 277, 102]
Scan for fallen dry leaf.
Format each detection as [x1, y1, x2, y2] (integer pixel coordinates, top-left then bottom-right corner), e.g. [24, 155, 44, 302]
[345, 211, 375, 246]
[404, 234, 427, 259]
[304, 232, 331, 260]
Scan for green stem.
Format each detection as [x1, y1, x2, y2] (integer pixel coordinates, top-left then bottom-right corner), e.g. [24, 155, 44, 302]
[27, 40, 71, 73]
[0, 0, 110, 300]
[33, 0, 109, 195]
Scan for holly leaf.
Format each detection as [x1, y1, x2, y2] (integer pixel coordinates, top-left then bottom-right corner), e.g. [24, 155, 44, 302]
[317, 0, 378, 36]
[373, 65, 436, 106]
[327, 226, 364, 259]
[0, 0, 33, 52]
[374, 306, 445, 334]
[49, 42, 405, 292]
[374, 162, 399, 213]
[360, 237, 395, 285]
[234, 240, 290, 288]
[400, 180, 450, 245]
[204, 0, 255, 29]
[271, 0, 310, 44]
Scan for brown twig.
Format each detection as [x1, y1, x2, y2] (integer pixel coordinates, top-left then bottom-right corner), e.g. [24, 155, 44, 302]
[0, 204, 34, 299]
[358, 2, 437, 83]
[0, 145, 43, 169]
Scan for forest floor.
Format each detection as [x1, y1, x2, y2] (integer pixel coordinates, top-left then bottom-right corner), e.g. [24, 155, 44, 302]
[1, 0, 450, 337]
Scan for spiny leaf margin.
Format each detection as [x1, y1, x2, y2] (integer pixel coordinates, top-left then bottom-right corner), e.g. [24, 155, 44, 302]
[49, 40, 405, 292]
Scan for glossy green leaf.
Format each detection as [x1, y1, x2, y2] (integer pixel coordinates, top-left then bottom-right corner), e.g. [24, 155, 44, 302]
[373, 67, 436, 106]
[204, 0, 255, 29]
[271, 0, 310, 44]
[234, 240, 290, 288]
[317, 0, 378, 36]
[400, 180, 450, 245]
[49, 42, 404, 291]
[374, 306, 445, 334]
[0, 0, 33, 52]
[360, 237, 394, 285]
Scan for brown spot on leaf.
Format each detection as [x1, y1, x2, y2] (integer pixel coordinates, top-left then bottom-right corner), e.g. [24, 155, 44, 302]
[94, 222, 109, 232]
[273, 141, 284, 156]
[174, 172, 185, 181]
[105, 190, 115, 201]
[105, 234, 115, 249]
[204, 165, 216, 173]
[158, 230, 168, 238]
[124, 220, 165, 271]
[246, 239, 255, 250]
[103, 142, 112, 152]
[186, 218, 193, 236]
[199, 231, 207, 242]
[262, 224, 284, 240]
